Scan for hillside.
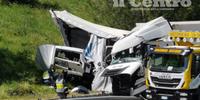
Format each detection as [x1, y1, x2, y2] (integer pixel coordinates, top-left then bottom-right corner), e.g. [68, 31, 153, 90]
[0, 0, 126, 99]
[0, 0, 199, 99]
[0, 3, 61, 100]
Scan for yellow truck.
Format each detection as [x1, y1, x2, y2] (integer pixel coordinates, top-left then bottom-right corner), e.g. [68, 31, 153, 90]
[145, 31, 200, 100]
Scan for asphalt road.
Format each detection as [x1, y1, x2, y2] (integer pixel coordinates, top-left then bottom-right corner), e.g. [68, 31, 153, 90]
[62, 96, 142, 100]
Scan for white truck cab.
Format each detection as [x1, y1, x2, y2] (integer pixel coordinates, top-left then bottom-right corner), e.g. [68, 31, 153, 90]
[101, 17, 172, 96]
[36, 44, 84, 76]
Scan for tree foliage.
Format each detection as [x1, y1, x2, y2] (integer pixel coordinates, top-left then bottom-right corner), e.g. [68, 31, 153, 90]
[79, 0, 200, 30]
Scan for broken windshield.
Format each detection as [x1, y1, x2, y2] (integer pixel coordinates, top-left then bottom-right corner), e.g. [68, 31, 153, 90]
[111, 46, 142, 65]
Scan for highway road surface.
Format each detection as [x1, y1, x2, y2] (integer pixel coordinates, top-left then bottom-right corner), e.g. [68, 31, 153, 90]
[61, 96, 142, 100]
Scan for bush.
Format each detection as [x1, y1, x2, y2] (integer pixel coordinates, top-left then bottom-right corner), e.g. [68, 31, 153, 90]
[1, 0, 38, 5]
[7, 82, 35, 96]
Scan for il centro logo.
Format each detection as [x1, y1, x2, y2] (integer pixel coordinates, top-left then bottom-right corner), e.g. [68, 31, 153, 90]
[113, 0, 192, 10]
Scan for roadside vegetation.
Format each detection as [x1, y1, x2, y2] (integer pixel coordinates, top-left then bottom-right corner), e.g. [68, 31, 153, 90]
[0, 0, 63, 99]
[0, 0, 199, 99]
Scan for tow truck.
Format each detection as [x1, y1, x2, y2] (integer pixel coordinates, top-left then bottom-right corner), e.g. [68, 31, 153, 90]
[146, 31, 200, 99]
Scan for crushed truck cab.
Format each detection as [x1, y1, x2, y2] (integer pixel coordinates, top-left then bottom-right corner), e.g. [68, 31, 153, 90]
[101, 17, 172, 96]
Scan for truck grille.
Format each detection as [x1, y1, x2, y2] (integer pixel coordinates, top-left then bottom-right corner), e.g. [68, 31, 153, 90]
[151, 77, 181, 88]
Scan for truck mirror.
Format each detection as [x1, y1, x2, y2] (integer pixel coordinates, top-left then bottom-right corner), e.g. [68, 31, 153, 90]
[196, 56, 200, 61]
[196, 56, 200, 74]
[192, 55, 200, 77]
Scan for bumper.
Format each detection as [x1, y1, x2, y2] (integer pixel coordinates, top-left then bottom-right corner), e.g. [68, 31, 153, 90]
[145, 87, 197, 100]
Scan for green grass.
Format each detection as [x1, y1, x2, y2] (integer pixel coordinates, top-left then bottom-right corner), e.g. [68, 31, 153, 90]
[0, 0, 135, 99]
[0, 1, 63, 99]
[0, 4, 63, 81]
[0, 0, 119, 99]
[0, 81, 57, 99]
[0, 0, 197, 99]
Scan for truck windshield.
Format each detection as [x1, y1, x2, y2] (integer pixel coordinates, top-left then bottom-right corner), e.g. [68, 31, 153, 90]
[111, 47, 142, 65]
[149, 54, 189, 73]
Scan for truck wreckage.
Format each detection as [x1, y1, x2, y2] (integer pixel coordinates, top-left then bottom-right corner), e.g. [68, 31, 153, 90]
[36, 10, 200, 99]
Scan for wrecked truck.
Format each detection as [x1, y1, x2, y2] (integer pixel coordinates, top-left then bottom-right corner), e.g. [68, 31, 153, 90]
[101, 17, 172, 96]
[36, 10, 130, 93]
[36, 10, 173, 98]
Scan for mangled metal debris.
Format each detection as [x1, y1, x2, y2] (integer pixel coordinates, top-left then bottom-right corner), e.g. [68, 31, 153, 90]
[36, 10, 197, 99]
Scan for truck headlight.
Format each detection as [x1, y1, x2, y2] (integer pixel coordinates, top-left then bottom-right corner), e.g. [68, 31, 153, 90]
[180, 93, 188, 96]
[146, 94, 152, 99]
[146, 90, 151, 93]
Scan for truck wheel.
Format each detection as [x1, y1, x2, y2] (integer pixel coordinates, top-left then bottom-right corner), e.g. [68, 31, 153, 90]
[198, 88, 200, 100]
[193, 87, 200, 100]
[112, 75, 131, 96]
[112, 76, 120, 95]
[58, 93, 67, 99]
[82, 73, 94, 89]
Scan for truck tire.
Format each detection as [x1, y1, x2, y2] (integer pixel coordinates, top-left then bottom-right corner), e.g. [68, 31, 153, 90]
[193, 87, 200, 100]
[198, 87, 200, 100]
[112, 75, 131, 96]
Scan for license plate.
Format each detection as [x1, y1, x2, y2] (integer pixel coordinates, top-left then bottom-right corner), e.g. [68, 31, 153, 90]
[161, 96, 168, 100]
